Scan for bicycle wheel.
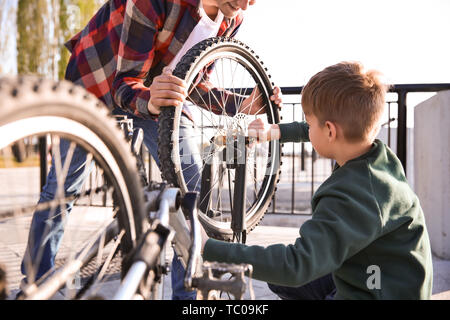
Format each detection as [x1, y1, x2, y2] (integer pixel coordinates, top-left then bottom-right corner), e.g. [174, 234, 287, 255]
[158, 37, 282, 241]
[0, 76, 146, 299]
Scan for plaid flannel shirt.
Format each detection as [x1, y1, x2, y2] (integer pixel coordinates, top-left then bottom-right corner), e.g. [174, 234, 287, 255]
[65, 0, 243, 119]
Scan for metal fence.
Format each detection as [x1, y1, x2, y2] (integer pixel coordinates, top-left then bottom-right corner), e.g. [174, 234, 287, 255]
[36, 83, 450, 215]
[266, 84, 450, 215]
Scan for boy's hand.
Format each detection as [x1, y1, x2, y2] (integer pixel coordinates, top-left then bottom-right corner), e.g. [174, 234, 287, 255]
[248, 118, 281, 142]
[270, 86, 283, 108]
[148, 67, 188, 114]
[239, 86, 283, 115]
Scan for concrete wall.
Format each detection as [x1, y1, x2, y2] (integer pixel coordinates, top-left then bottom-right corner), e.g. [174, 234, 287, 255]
[377, 127, 415, 189]
[414, 90, 450, 259]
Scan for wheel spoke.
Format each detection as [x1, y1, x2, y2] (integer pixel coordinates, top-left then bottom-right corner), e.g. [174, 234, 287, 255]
[157, 39, 281, 241]
[0, 76, 146, 300]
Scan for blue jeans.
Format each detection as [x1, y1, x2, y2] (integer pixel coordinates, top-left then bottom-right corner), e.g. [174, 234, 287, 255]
[267, 273, 336, 300]
[21, 108, 200, 300]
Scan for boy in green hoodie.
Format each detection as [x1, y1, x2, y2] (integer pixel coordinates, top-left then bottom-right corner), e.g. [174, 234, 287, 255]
[201, 61, 433, 299]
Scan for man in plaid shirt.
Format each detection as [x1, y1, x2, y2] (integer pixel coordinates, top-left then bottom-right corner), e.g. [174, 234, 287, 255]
[64, 0, 260, 119]
[20, 0, 282, 300]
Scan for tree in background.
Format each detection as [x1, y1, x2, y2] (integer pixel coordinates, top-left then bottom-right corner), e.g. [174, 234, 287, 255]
[58, 0, 103, 79]
[0, 0, 18, 75]
[58, 0, 102, 79]
[58, 0, 74, 79]
[17, 0, 51, 76]
[15, 0, 102, 79]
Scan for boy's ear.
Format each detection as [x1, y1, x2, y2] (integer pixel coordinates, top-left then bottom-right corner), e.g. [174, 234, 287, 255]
[325, 120, 337, 142]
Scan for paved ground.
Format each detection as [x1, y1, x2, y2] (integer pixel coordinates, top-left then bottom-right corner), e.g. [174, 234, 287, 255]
[3, 212, 449, 300]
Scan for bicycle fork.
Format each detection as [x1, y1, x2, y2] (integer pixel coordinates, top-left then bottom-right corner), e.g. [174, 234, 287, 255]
[199, 135, 249, 244]
[177, 191, 254, 300]
[230, 135, 247, 244]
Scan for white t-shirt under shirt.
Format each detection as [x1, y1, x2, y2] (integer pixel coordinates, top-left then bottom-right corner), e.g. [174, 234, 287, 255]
[167, 1, 224, 70]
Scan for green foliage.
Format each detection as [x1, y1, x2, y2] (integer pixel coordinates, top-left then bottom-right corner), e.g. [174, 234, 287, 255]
[17, 0, 48, 75]
[77, 0, 101, 27]
[58, 0, 102, 79]
[58, 0, 71, 79]
[16, 0, 102, 79]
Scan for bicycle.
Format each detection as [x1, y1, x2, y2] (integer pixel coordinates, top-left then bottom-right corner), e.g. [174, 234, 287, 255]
[0, 37, 279, 300]
[0, 76, 148, 299]
[0, 76, 255, 300]
[113, 180, 255, 300]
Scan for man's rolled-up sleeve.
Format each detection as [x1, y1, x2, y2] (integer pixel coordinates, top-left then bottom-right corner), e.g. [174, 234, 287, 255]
[112, 0, 162, 119]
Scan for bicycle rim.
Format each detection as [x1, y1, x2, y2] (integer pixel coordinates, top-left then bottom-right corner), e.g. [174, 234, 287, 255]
[158, 37, 281, 240]
[0, 76, 145, 299]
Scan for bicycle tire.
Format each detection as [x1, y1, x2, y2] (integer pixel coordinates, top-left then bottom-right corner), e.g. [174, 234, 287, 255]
[0, 76, 146, 299]
[158, 37, 282, 241]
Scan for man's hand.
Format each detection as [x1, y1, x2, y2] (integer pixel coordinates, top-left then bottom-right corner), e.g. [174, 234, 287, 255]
[239, 86, 283, 115]
[248, 118, 281, 142]
[270, 86, 283, 108]
[148, 67, 188, 115]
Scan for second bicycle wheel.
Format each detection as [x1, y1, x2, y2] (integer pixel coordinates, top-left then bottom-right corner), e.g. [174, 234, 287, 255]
[158, 37, 282, 241]
[0, 76, 146, 299]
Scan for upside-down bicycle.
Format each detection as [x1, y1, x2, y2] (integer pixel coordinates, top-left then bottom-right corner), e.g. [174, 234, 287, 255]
[0, 37, 282, 300]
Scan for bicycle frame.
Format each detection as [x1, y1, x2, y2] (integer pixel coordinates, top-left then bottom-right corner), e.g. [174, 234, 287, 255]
[3, 112, 253, 300]
[113, 117, 254, 300]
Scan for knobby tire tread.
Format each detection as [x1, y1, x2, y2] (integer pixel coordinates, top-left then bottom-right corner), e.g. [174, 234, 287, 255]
[157, 37, 282, 241]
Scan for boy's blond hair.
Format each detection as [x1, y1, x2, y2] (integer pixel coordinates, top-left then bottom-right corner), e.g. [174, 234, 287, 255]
[301, 61, 389, 142]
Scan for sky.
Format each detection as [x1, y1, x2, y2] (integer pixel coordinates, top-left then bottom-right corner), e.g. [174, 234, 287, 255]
[236, 0, 450, 88]
[1, 0, 449, 109]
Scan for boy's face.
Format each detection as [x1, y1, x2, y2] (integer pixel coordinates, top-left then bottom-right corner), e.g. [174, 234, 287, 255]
[305, 113, 333, 159]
